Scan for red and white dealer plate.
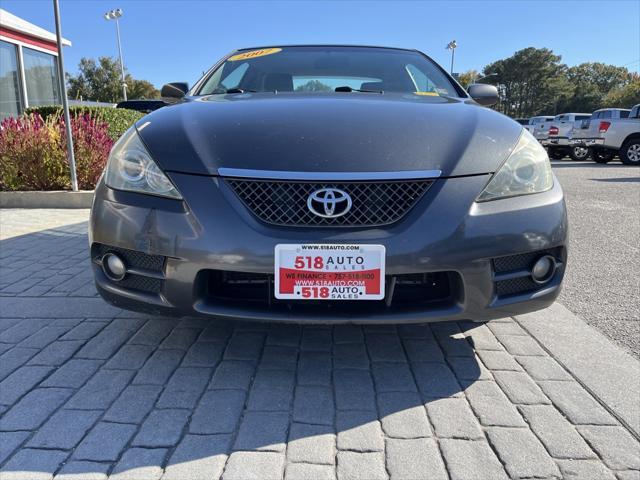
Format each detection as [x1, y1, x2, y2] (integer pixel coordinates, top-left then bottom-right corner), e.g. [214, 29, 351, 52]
[274, 244, 386, 300]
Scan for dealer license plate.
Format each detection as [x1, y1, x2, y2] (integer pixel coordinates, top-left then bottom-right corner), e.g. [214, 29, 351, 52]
[274, 244, 385, 300]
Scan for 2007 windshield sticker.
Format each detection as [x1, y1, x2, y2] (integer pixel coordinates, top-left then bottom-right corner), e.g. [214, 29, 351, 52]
[228, 48, 282, 61]
[414, 91, 439, 96]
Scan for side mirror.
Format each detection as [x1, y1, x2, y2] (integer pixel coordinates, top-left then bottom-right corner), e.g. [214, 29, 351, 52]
[467, 84, 499, 106]
[160, 82, 189, 102]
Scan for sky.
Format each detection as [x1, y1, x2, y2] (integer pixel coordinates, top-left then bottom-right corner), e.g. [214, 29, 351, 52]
[3, 0, 639, 89]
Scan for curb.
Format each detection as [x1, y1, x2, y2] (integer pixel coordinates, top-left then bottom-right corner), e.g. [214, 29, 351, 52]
[0, 190, 94, 209]
[515, 302, 640, 438]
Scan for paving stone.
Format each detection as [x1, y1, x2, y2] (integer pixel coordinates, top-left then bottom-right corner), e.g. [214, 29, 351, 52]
[40, 359, 102, 388]
[0, 365, 52, 405]
[132, 409, 190, 447]
[110, 448, 167, 480]
[0, 448, 67, 480]
[224, 333, 265, 361]
[287, 423, 335, 465]
[365, 334, 406, 362]
[17, 326, 69, 348]
[60, 321, 107, 341]
[73, 422, 137, 462]
[403, 338, 445, 363]
[460, 323, 506, 351]
[475, 349, 522, 371]
[412, 362, 462, 399]
[297, 351, 331, 386]
[66, 369, 133, 409]
[556, 459, 617, 480]
[0, 388, 72, 431]
[27, 340, 83, 366]
[493, 370, 550, 404]
[159, 327, 199, 350]
[332, 325, 364, 344]
[577, 425, 640, 470]
[222, 451, 285, 480]
[333, 343, 369, 369]
[371, 362, 417, 392]
[463, 380, 526, 427]
[0, 347, 38, 381]
[300, 328, 332, 351]
[157, 367, 211, 409]
[427, 397, 483, 439]
[163, 434, 231, 480]
[208, 360, 255, 390]
[233, 411, 289, 452]
[27, 409, 101, 450]
[486, 427, 561, 479]
[615, 471, 640, 480]
[515, 355, 573, 380]
[439, 439, 508, 480]
[487, 321, 528, 336]
[336, 451, 386, 480]
[54, 461, 109, 480]
[190, 390, 246, 434]
[198, 324, 232, 342]
[260, 345, 298, 369]
[539, 381, 617, 425]
[182, 341, 225, 367]
[285, 463, 336, 480]
[103, 344, 155, 370]
[448, 356, 492, 381]
[127, 319, 175, 346]
[247, 369, 295, 411]
[0, 319, 47, 343]
[0, 431, 29, 464]
[132, 349, 184, 385]
[398, 324, 435, 340]
[103, 384, 162, 424]
[385, 437, 447, 480]
[74, 320, 143, 359]
[497, 334, 547, 356]
[377, 391, 431, 438]
[336, 410, 384, 452]
[334, 369, 376, 411]
[293, 385, 334, 425]
[266, 324, 301, 347]
[432, 325, 475, 358]
[519, 405, 596, 459]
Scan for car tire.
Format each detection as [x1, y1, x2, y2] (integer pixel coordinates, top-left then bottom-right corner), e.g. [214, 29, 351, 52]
[548, 147, 565, 160]
[569, 146, 590, 161]
[620, 139, 640, 166]
[590, 148, 615, 164]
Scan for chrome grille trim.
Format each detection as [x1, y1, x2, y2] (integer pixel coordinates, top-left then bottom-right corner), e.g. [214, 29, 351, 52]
[226, 178, 434, 227]
[218, 168, 442, 181]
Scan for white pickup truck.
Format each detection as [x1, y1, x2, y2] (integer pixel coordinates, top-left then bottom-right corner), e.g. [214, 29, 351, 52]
[542, 113, 592, 160]
[569, 107, 638, 165]
[530, 115, 556, 142]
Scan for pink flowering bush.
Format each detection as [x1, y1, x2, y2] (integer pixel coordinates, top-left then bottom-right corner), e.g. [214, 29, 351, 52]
[0, 112, 114, 191]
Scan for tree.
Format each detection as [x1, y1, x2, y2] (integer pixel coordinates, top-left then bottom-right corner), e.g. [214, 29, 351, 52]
[295, 80, 332, 92]
[456, 70, 479, 89]
[603, 75, 640, 108]
[67, 57, 160, 102]
[557, 63, 634, 112]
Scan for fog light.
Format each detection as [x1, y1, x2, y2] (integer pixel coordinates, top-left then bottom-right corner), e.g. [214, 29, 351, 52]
[531, 255, 556, 284]
[102, 253, 127, 281]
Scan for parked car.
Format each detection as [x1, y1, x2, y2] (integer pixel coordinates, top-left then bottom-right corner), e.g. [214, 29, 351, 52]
[90, 45, 567, 324]
[542, 113, 591, 160]
[116, 99, 167, 114]
[569, 108, 634, 163]
[530, 115, 555, 140]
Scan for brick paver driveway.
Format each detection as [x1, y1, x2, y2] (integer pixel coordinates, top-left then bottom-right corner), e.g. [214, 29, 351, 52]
[0, 210, 638, 480]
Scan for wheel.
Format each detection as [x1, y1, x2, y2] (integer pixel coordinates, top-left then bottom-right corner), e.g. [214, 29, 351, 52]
[620, 138, 640, 166]
[569, 145, 590, 161]
[548, 147, 565, 160]
[590, 148, 615, 164]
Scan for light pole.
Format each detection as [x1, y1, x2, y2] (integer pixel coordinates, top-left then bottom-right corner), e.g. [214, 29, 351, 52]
[104, 8, 127, 101]
[474, 72, 498, 83]
[446, 40, 457, 75]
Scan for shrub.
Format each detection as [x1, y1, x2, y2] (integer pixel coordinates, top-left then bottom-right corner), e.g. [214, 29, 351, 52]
[26, 105, 143, 140]
[0, 112, 114, 191]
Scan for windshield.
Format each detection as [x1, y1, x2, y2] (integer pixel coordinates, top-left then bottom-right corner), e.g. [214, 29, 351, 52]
[197, 46, 461, 97]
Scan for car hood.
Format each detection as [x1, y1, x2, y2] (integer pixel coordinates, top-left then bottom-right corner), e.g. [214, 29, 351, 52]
[136, 93, 523, 177]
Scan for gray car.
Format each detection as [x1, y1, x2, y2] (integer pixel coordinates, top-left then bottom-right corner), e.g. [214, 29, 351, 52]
[90, 45, 567, 324]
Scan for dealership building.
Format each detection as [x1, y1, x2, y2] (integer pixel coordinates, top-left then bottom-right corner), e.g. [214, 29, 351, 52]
[0, 8, 71, 120]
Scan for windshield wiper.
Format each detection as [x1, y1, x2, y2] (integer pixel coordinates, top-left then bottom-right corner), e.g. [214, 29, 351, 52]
[335, 86, 383, 94]
[223, 88, 258, 94]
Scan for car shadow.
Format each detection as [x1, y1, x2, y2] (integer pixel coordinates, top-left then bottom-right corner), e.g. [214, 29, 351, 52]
[590, 177, 640, 183]
[0, 222, 486, 478]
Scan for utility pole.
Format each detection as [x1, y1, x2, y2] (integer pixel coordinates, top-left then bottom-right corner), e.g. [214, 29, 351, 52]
[446, 40, 457, 75]
[104, 8, 127, 101]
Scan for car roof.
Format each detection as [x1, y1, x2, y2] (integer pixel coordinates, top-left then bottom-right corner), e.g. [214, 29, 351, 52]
[233, 44, 419, 53]
[593, 108, 631, 112]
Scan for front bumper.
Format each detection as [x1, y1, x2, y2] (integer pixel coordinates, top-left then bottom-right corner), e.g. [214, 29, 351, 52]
[89, 173, 568, 324]
[544, 137, 570, 147]
[569, 138, 604, 147]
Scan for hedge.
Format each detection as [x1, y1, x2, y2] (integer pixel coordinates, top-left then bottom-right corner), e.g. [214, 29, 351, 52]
[25, 105, 143, 140]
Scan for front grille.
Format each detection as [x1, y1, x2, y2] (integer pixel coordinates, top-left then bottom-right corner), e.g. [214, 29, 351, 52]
[492, 247, 564, 298]
[495, 277, 539, 296]
[93, 244, 165, 272]
[198, 270, 458, 313]
[226, 179, 434, 227]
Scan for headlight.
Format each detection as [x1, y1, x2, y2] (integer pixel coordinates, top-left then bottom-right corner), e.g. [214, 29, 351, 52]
[476, 129, 553, 202]
[105, 127, 182, 199]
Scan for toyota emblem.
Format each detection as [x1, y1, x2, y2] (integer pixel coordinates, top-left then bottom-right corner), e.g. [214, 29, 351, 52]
[307, 188, 352, 218]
